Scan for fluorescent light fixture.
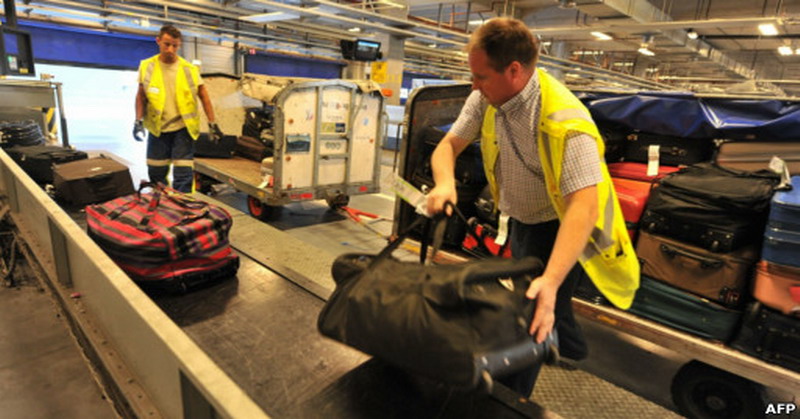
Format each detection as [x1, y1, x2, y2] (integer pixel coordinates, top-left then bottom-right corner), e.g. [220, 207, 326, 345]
[638, 46, 655, 56]
[572, 50, 604, 55]
[141, 17, 150, 28]
[778, 45, 793, 56]
[590, 31, 612, 41]
[686, 29, 698, 40]
[348, 27, 361, 32]
[796, 48, 800, 55]
[612, 62, 634, 67]
[468, 20, 485, 26]
[243, 11, 301, 23]
[759, 23, 778, 36]
[192, 59, 202, 66]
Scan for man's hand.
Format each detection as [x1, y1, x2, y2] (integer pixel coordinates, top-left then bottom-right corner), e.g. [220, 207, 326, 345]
[209, 122, 224, 143]
[425, 183, 458, 216]
[525, 275, 560, 344]
[133, 120, 146, 142]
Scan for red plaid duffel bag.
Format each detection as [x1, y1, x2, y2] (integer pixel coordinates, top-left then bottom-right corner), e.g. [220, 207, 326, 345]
[86, 183, 239, 292]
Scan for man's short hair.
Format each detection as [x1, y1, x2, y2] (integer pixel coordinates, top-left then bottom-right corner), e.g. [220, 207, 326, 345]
[467, 17, 539, 72]
[158, 25, 182, 40]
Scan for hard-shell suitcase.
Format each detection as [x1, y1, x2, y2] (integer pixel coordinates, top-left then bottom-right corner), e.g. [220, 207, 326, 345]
[629, 276, 743, 342]
[636, 231, 758, 308]
[611, 177, 651, 241]
[597, 123, 628, 163]
[766, 175, 800, 232]
[752, 261, 800, 316]
[607, 162, 680, 182]
[762, 226, 800, 269]
[641, 163, 780, 252]
[6, 145, 88, 184]
[731, 303, 800, 373]
[53, 156, 135, 206]
[623, 132, 715, 166]
[86, 183, 239, 292]
[194, 133, 236, 158]
[716, 141, 800, 175]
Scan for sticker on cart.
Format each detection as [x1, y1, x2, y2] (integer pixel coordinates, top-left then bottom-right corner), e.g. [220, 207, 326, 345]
[286, 134, 311, 153]
[321, 122, 347, 134]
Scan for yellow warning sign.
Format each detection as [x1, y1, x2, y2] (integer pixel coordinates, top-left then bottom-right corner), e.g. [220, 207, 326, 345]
[371, 61, 387, 84]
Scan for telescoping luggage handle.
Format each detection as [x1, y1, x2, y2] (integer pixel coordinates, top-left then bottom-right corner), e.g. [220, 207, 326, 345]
[106, 181, 210, 227]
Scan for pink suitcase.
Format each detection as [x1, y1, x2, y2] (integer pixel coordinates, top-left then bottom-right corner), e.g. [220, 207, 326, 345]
[753, 260, 800, 316]
[611, 177, 652, 242]
[608, 162, 680, 183]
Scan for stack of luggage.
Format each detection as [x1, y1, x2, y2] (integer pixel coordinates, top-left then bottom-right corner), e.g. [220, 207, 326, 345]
[631, 163, 780, 341]
[0, 120, 46, 148]
[731, 176, 800, 371]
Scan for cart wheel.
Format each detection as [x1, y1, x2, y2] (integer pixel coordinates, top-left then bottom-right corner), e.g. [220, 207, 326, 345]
[247, 196, 277, 220]
[325, 193, 350, 210]
[671, 361, 765, 419]
[194, 173, 215, 195]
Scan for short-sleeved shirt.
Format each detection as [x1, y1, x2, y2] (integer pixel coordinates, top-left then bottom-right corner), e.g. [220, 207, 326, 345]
[449, 71, 603, 224]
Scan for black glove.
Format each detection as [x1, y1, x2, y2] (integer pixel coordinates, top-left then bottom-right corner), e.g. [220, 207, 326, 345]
[209, 122, 224, 143]
[133, 120, 146, 142]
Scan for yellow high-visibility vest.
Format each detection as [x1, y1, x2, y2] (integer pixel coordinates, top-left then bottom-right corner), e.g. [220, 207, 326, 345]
[480, 69, 640, 309]
[138, 55, 202, 140]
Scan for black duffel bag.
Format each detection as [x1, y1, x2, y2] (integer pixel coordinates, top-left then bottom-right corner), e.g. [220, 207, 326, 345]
[318, 209, 557, 390]
[641, 162, 781, 252]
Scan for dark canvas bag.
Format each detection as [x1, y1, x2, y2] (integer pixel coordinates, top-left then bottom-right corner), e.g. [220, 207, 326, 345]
[318, 212, 556, 390]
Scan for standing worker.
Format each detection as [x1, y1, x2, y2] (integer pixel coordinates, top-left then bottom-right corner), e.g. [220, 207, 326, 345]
[133, 24, 223, 192]
[425, 17, 639, 397]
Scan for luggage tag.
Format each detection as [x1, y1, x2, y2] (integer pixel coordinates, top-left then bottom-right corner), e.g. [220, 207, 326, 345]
[646, 144, 661, 177]
[392, 174, 430, 217]
[769, 156, 793, 191]
[495, 214, 510, 246]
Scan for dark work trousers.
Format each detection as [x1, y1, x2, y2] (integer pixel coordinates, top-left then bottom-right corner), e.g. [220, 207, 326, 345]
[147, 128, 194, 193]
[497, 218, 589, 398]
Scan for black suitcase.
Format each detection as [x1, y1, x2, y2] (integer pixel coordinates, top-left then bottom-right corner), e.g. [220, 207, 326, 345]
[0, 120, 46, 148]
[623, 132, 714, 166]
[53, 156, 135, 205]
[241, 106, 274, 139]
[641, 163, 780, 252]
[234, 135, 273, 162]
[597, 123, 628, 163]
[731, 303, 800, 372]
[6, 145, 88, 184]
[629, 276, 743, 342]
[194, 133, 236, 158]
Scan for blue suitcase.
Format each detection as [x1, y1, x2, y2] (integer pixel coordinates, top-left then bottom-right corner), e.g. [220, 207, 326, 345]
[762, 176, 800, 268]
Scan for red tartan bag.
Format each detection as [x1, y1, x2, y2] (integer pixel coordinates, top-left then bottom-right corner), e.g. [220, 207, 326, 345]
[86, 183, 239, 292]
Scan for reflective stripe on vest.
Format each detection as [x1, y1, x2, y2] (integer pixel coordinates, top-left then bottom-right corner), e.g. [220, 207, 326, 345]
[479, 68, 639, 309]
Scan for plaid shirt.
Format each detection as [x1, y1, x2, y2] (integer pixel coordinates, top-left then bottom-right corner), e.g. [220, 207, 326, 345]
[450, 72, 603, 224]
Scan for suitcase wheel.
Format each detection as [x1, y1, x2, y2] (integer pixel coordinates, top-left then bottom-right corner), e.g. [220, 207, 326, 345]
[671, 361, 765, 419]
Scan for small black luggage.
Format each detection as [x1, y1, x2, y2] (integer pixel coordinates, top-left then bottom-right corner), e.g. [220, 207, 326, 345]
[234, 135, 273, 162]
[53, 156, 135, 205]
[641, 163, 780, 252]
[731, 303, 800, 372]
[194, 133, 236, 158]
[6, 145, 88, 184]
[629, 276, 743, 342]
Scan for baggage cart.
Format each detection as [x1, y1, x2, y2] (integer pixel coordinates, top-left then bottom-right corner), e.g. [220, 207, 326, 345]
[194, 74, 385, 219]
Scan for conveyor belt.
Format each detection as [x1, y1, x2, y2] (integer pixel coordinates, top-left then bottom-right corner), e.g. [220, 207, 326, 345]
[70, 194, 551, 418]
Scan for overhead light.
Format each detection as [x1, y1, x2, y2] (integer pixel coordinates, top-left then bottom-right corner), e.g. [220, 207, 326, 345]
[348, 27, 361, 32]
[468, 20, 485, 26]
[558, 0, 577, 8]
[428, 43, 437, 48]
[242, 11, 302, 23]
[796, 47, 800, 55]
[572, 50, 604, 55]
[590, 31, 612, 41]
[686, 29, 698, 40]
[638, 46, 655, 56]
[759, 23, 778, 36]
[140, 17, 150, 28]
[192, 59, 202, 66]
[778, 45, 793, 56]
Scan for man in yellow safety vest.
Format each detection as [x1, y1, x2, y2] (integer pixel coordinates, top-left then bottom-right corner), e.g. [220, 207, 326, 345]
[426, 17, 639, 397]
[134, 24, 223, 192]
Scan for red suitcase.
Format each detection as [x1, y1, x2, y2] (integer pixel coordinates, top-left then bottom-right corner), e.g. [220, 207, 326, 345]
[752, 260, 800, 316]
[611, 177, 652, 242]
[608, 162, 680, 183]
[462, 218, 511, 259]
